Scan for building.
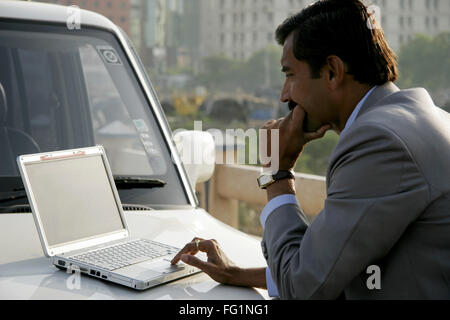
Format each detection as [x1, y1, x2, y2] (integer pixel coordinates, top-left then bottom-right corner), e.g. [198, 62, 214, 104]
[201, 0, 450, 61]
[29, 0, 450, 71]
[200, 0, 314, 61]
[30, 0, 149, 67]
[36, 0, 132, 34]
[141, 0, 187, 71]
[372, 0, 450, 51]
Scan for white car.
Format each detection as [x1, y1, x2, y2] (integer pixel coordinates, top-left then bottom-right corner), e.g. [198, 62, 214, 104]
[0, 0, 269, 300]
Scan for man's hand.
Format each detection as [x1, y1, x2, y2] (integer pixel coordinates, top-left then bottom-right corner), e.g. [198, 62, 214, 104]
[171, 238, 267, 288]
[260, 106, 331, 171]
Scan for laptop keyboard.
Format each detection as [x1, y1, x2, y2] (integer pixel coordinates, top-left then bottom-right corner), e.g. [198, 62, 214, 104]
[69, 239, 179, 271]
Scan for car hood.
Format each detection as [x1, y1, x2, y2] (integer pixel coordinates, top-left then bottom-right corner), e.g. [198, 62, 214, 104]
[0, 209, 270, 300]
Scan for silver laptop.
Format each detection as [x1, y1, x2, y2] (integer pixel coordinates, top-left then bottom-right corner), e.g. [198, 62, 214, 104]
[17, 145, 200, 290]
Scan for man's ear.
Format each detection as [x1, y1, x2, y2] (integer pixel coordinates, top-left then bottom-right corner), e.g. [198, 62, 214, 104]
[324, 55, 345, 89]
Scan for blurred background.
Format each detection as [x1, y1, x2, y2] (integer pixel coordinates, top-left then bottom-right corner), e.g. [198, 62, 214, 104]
[18, 0, 450, 235]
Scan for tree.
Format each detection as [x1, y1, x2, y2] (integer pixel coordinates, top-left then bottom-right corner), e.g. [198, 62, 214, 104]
[397, 32, 450, 93]
[195, 45, 283, 94]
[239, 45, 283, 93]
[294, 132, 339, 176]
[195, 55, 243, 92]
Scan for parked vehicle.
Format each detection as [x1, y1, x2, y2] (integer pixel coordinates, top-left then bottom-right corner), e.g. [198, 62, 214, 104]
[0, 1, 268, 300]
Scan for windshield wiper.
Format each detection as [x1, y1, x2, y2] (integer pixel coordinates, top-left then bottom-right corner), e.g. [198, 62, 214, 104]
[0, 189, 28, 204]
[0, 204, 31, 214]
[113, 177, 166, 189]
[0, 203, 154, 214]
[122, 203, 154, 211]
[0, 177, 166, 206]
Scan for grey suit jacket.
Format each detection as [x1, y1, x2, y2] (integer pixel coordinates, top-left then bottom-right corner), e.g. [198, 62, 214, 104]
[262, 82, 450, 299]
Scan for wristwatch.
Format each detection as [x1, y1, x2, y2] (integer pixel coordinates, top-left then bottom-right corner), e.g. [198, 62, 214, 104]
[257, 170, 294, 189]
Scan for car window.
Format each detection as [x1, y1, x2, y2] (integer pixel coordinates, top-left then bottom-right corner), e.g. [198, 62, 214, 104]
[80, 44, 166, 176]
[19, 49, 60, 151]
[0, 21, 190, 207]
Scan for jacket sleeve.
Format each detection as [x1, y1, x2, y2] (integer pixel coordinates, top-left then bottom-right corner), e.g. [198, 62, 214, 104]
[262, 124, 430, 299]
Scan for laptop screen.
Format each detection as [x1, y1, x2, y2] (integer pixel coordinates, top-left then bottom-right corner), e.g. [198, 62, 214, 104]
[24, 154, 125, 248]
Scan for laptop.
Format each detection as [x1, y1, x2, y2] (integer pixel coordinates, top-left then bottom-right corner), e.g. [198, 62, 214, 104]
[17, 145, 200, 290]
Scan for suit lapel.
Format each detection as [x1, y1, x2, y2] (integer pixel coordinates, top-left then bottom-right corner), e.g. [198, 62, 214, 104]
[356, 82, 400, 119]
[325, 82, 400, 188]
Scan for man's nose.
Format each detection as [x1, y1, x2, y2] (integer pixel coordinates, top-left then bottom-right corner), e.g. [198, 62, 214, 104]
[280, 83, 290, 103]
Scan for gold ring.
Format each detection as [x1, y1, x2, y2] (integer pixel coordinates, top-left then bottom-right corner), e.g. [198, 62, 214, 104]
[195, 239, 200, 250]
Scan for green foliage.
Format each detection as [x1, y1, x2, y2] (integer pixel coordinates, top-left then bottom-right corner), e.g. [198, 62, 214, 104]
[169, 45, 339, 177]
[237, 128, 338, 177]
[239, 45, 284, 92]
[194, 46, 283, 93]
[294, 131, 339, 176]
[397, 32, 450, 93]
[195, 55, 243, 92]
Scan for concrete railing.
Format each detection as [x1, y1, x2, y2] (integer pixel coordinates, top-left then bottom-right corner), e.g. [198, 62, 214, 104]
[196, 164, 327, 228]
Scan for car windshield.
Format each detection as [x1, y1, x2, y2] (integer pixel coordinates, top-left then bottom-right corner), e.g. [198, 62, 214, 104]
[0, 20, 190, 209]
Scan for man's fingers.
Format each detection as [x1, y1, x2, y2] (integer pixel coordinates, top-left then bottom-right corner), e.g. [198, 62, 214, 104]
[180, 254, 212, 274]
[196, 239, 219, 256]
[304, 124, 332, 142]
[171, 238, 217, 265]
[262, 118, 285, 131]
[290, 104, 307, 130]
[171, 238, 203, 264]
[262, 119, 277, 129]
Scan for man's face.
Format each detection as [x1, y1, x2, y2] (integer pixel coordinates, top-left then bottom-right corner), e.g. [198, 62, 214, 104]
[280, 33, 334, 132]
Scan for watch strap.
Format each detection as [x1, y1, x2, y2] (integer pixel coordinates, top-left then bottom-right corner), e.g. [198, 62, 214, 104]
[258, 170, 294, 189]
[272, 170, 294, 181]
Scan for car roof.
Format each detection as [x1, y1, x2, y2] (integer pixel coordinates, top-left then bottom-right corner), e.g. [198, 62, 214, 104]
[0, 0, 115, 31]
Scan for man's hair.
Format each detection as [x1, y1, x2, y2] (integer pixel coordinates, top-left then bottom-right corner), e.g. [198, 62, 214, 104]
[275, 0, 398, 85]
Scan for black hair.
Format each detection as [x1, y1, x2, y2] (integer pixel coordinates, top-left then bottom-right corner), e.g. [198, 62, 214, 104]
[275, 0, 398, 85]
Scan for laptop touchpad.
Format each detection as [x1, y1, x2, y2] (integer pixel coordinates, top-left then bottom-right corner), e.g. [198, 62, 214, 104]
[115, 259, 185, 280]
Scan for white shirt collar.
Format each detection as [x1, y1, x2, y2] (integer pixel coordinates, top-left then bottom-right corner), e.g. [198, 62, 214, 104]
[341, 86, 377, 135]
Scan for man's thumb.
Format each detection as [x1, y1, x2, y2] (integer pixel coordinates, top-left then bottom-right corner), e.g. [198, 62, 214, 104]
[181, 254, 208, 271]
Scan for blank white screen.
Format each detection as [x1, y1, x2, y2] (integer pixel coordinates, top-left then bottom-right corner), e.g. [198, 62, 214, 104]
[25, 154, 125, 247]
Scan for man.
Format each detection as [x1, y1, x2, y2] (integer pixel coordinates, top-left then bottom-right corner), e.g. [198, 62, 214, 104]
[171, 0, 450, 299]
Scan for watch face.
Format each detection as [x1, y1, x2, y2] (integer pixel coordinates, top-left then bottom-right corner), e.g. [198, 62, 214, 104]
[258, 175, 273, 187]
